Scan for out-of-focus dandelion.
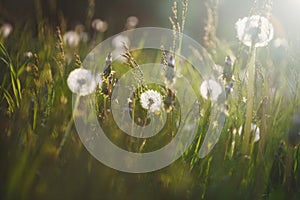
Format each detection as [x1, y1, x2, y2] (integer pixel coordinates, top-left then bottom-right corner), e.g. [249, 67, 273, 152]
[74, 24, 89, 43]
[24, 51, 33, 58]
[140, 89, 163, 114]
[235, 15, 274, 47]
[111, 34, 129, 62]
[67, 68, 97, 96]
[0, 23, 13, 38]
[200, 79, 222, 101]
[238, 123, 260, 143]
[79, 32, 89, 43]
[63, 31, 80, 48]
[126, 16, 139, 29]
[112, 34, 130, 48]
[75, 24, 85, 33]
[92, 19, 108, 32]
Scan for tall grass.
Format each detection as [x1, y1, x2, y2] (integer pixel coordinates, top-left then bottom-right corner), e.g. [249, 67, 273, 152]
[0, 0, 300, 200]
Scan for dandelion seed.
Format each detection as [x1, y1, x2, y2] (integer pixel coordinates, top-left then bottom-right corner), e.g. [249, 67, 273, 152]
[92, 19, 108, 32]
[127, 98, 132, 104]
[67, 68, 97, 96]
[0, 23, 13, 38]
[140, 89, 162, 114]
[235, 15, 274, 47]
[63, 31, 80, 48]
[200, 79, 222, 101]
[238, 123, 260, 142]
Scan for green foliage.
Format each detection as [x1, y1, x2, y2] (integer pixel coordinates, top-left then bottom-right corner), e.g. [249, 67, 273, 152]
[1, 1, 300, 200]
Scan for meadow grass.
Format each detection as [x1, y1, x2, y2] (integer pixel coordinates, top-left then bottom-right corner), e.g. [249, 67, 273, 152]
[1, 0, 300, 200]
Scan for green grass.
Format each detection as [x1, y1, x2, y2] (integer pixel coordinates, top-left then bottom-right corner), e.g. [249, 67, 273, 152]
[1, 1, 300, 200]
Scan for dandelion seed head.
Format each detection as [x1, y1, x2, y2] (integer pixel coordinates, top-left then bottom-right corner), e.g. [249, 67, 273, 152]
[235, 15, 274, 47]
[112, 34, 130, 48]
[92, 19, 108, 32]
[63, 31, 80, 48]
[140, 89, 162, 114]
[200, 79, 222, 101]
[67, 68, 97, 96]
[75, 24, 85, 33]
[112, 49, 126, 62]
[79, 32, 89, 43]
[0, 23, 13, 38]
[126, 16, 139, 29]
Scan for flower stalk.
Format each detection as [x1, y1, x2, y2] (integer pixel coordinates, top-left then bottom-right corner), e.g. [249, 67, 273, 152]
[242, 44, 257, 154]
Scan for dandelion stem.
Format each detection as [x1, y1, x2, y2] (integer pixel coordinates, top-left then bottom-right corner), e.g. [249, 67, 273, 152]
[57, 95, 80, 155]
[242, 45, 256, 154]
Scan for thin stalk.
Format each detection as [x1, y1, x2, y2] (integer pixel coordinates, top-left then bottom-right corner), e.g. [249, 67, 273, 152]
[57, 95, 80, 155]
[242, 45, 256, 154]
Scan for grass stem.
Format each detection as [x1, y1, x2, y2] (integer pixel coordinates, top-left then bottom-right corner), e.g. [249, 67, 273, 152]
[242, 45, 256, 154]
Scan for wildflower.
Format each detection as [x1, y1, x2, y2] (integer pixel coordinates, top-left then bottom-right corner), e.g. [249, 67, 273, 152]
[67, 68, 97, 96]
[126, 16, 139, 29]
[140, 89, 163, 114]
[63, 31, 80, 48]
[200, 79, 222, 101]
[238, 123, 260, 142]
[92, 19, 108, 32]
[0, 23, 13, 38]
[235, 15, 274, 47]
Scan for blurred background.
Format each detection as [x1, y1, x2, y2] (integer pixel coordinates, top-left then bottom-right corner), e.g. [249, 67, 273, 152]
[1, 0, 300, 42]
[1, 0, 300, 200]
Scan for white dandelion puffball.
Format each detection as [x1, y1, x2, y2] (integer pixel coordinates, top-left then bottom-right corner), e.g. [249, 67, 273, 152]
[126, 16, 139, 29]
[112, 34, 130, 48]
[0, 23, 13, 38]
[92, 19, 108, 32]
[235, 15, 274, 47]
[67, 68, 97, 96]
[200, 79, 222, 101]
[63, 31, 80, 48]
[140, 90, 163, 113]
